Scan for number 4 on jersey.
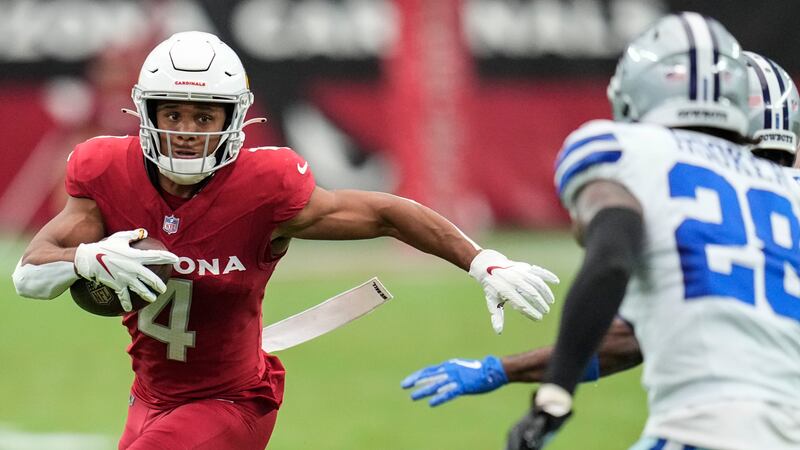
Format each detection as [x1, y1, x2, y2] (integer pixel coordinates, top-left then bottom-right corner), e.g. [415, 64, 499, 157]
[138, 279, 196, 361]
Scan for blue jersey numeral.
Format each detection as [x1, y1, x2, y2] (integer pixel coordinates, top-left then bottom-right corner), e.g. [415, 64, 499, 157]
[669, 163, 754, 304]
[747, 189, 800, 321]
[669, 162, 800, 321]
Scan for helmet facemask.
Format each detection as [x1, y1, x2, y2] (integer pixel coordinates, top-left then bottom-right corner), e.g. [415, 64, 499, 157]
[133, 86, 253, 185]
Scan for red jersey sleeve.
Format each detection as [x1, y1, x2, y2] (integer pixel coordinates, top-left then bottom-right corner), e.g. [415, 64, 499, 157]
[65, 136, 123, 199]
[272, 149, 315, 223]
[65, 142, 90, 198]
[239, 146, 316, 224]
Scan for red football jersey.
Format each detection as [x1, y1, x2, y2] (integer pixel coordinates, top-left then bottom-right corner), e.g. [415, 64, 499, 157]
[66, 136, 315, 410]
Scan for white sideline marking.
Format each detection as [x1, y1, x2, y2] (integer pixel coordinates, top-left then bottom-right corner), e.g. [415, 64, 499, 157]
[0, 424, 114, 450]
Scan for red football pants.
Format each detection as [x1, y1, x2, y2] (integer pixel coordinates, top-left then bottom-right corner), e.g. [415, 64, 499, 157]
[118, 396, 278, 450]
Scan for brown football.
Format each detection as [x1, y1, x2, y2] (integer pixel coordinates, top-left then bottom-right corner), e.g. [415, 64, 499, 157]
[70, 237, 173, 317]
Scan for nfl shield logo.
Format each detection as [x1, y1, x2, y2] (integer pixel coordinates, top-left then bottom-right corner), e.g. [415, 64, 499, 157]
[163, 215, 180, 234]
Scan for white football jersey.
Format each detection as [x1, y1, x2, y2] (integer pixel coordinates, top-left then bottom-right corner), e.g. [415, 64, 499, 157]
[786, 167, 800, 184]
[556, 120, 800, 450]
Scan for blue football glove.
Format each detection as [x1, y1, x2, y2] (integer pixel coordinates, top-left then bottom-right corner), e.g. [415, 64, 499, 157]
[401, 355, 509, 407]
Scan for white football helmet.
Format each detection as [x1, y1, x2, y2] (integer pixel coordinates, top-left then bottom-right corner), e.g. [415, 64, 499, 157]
[131, 31, 261, 185]
[743, 51, 799, 162]
[607, 12, 749, 136]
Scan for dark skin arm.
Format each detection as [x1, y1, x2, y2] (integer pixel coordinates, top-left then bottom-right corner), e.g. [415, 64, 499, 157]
[274, 187, 480, 270]
[543, 179, 644, 393]
[20, 196, 105, 266]
[591, 319, 642, 377]
[501, 317, 642, 383]
[500, 179, 645, 383]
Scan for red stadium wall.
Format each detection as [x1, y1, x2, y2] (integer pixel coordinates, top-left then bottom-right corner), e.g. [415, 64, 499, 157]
[0, 84, 59, 232]
[309, 77, 611, 227]
[2, 0, 785, 231]
[0, 77, 609, 231]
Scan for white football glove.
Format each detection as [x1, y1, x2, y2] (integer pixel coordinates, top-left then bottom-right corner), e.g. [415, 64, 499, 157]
[469, 249, 560, 334]
[73, 229, 179, 312]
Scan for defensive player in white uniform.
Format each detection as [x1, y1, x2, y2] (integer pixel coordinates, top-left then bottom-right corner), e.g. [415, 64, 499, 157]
[400, 49, 800, 412]
[517, 12, 800, 450]
[403, 12, 800, 450]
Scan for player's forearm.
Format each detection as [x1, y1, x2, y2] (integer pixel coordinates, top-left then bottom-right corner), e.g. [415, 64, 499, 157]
[15, 238, 81, 299]
[13, 258, 78, 299]
[14, 200, 105, 299]
[502, 347, 552, 383]
[20, 240, 78, 266]
[376, 194, 480, 270]
[283, 190, 479, 269]
[545, 208, 643, 394]
[598, 318, 642, 376]
[501, 318, 641, 383]
[21, 197, 104, 266]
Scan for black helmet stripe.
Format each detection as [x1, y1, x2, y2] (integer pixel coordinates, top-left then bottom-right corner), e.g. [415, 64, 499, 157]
[680, 13, 719, 102]
[744, 52, 773, 129]
[765, 57, 789, 130]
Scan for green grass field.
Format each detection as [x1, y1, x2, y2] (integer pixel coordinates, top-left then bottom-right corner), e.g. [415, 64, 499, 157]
[0, 231, 646, 449]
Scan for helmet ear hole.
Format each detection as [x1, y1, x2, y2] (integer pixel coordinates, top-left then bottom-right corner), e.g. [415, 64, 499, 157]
[622, 103, 631, 118]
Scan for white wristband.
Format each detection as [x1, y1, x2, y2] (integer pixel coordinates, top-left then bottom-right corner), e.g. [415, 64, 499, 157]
[535, 383, 573, 417]
[12, 259, 79, 300]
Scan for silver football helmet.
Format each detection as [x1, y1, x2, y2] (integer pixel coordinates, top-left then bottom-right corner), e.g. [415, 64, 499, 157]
[744, 51, 799, 162]
[608, 12, 749, 136]
[130, 31, 263, 185]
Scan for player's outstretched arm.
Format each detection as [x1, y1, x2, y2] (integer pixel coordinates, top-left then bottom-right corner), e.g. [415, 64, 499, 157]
[507, 180, 644, 449]
[401, 318, 641, 407]
[502, 317, 641, 383]
[13, 197, 178, 308]
[275, 186, 559, 332]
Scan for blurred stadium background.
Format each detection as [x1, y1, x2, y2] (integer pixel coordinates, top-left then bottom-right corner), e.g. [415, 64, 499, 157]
[0, 0, 795, 449]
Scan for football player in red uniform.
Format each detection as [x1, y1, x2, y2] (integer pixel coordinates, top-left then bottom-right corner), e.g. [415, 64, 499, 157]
[12, 32, 559, 450]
